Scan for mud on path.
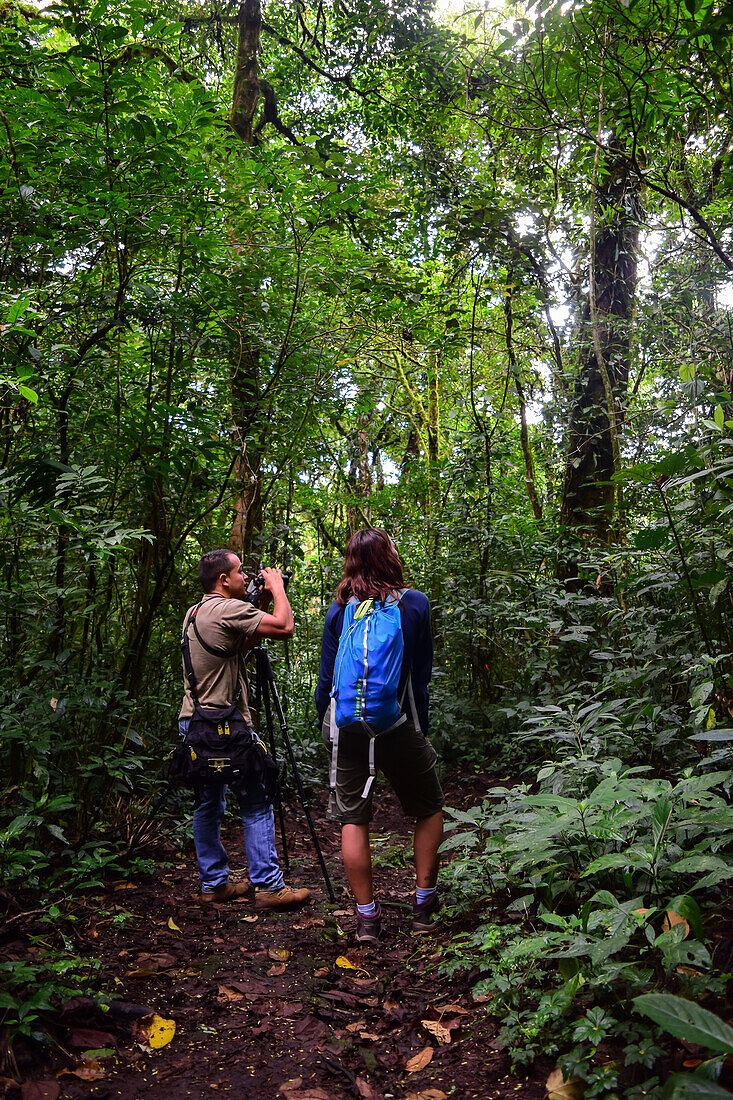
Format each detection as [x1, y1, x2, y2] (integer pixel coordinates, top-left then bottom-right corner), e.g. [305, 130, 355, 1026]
[8, 782, 548, 1100]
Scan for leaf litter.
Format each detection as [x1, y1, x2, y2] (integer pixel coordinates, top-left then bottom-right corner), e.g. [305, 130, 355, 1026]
[15, 779, 548, 1100]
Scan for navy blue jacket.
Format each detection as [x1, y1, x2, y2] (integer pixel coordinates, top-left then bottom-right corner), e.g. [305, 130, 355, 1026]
[315, 589, 433, 732]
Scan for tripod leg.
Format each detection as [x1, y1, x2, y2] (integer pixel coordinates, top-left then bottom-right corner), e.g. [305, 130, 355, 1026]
[262, 658, 336, 903]
[258, 651, 290, 874]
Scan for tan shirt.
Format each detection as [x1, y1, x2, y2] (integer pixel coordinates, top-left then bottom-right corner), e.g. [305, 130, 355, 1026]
[178, 593, 264, 724]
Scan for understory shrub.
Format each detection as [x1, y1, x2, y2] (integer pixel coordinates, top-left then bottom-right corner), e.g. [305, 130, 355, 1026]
[440, 753, 733, 1097]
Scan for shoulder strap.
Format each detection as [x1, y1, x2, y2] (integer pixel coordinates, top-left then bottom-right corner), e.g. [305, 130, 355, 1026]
[181, 602, 242, 710]
[190, 602, 240, 658]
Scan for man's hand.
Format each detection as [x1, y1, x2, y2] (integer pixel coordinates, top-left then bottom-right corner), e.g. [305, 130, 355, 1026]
[260, 566, 285, 594]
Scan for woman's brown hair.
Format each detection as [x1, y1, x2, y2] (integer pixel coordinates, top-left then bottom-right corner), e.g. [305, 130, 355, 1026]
[336, 528, 407, 606]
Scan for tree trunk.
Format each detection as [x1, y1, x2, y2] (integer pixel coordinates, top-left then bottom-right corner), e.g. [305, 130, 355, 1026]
[505, 280, 543, 524]
[559, 143, 641, 546]
[231, 0, 261, 145]
[228, 0, 264, 561]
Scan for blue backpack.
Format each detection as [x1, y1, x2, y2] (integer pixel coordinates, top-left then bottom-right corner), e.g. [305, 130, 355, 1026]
[332, 595, 404, 731]
[329, 592, 420, 802]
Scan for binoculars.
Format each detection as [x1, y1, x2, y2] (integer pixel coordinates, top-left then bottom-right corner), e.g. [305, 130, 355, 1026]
[244, 567, 293, 608]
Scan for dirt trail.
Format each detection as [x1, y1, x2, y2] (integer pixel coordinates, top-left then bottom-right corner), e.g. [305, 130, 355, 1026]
[10, 784, 547, 1100]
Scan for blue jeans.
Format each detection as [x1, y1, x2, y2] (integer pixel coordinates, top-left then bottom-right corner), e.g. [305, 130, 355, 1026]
[179, 719, 284, 892]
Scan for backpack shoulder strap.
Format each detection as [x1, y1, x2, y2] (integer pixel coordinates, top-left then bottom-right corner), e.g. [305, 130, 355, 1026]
[182, 602, 242, 710]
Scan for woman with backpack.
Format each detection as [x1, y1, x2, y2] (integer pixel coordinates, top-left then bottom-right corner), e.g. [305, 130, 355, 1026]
[315, 528, 444, 944]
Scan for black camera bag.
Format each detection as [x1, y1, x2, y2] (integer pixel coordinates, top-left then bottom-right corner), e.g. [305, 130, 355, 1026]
[173, 602, 278, 802]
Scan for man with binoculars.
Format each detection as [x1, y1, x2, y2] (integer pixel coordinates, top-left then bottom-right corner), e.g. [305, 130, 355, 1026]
[178, 548, 310, 911]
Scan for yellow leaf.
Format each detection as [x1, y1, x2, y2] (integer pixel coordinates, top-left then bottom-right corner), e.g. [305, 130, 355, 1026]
[133, 1014, 176, 1051]
[268, 948, 291, 962]
[167, 918, 181, 933]
[335, 955, 369, 976]
[113, 883, 137, 891]
[405, 1046, 434, 1073]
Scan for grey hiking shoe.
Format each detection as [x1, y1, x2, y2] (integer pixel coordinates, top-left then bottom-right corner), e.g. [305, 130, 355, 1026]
[412, 892, 441, 933]
[356, 903, 382, 945]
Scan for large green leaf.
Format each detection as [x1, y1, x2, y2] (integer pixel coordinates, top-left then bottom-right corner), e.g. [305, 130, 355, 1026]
[664, 1073, 733, 1098]
[634, 994, 733, 1054]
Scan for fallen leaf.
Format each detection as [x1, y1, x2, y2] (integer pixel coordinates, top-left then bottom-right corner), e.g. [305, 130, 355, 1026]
[437, 1003, 469, 1016]
[406, 1092, 448, 1100]
[355, 1078, 378, 1100]
[167, 918, 182, 933]
[662, 910, 690, 938]
[268, 963, 287, 976]
[314, 966, 329, 977]
[242, 915, 259, 923]
[335, 955, 361, 972]
[294, 1016, 329, 1042]
[22, 1082, 60, 1100]
[113, 883, 137, 891]
[546, 1068, 586, 1099]
[359, 1031, 380, 1041]
[682, 1059, 704, 1068]
[421, 1020, 452, 1045]
[280, 1091, 332, 1100]
[68, 1029, 116, 1049]
[124, 968, 158, 980]
[405, 1047, 434, 1073]
[277, 1002, 303, 1018]
[346, 1020, 367, 1032]
[217, 986, 244, 1002]
[268, 948, 291, 962]
[333, 910, 352, 917]
[132, 1013, 176, 1051]
[136, 953, 176, 971]
[278, 1081, 303, 1094]
[58, 1061, 106, 1081]
[677, 964, 704, 976]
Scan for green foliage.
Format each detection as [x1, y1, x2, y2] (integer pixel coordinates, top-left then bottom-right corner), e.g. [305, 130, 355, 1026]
[440, 749, 733, 1092]
[2, 0, 733, 1077]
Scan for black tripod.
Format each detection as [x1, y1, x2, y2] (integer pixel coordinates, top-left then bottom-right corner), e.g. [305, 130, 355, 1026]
[249, 645, 335, 903]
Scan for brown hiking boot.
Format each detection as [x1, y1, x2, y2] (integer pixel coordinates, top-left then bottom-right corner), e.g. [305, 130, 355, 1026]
[254, 885, 311, 911]
[200, 881, 251, 904]
[412, 892, 441, 933]
[355, 903, 382, 945]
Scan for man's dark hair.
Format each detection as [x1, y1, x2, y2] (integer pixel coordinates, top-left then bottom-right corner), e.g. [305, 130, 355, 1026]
[198, 549, 236, 593]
